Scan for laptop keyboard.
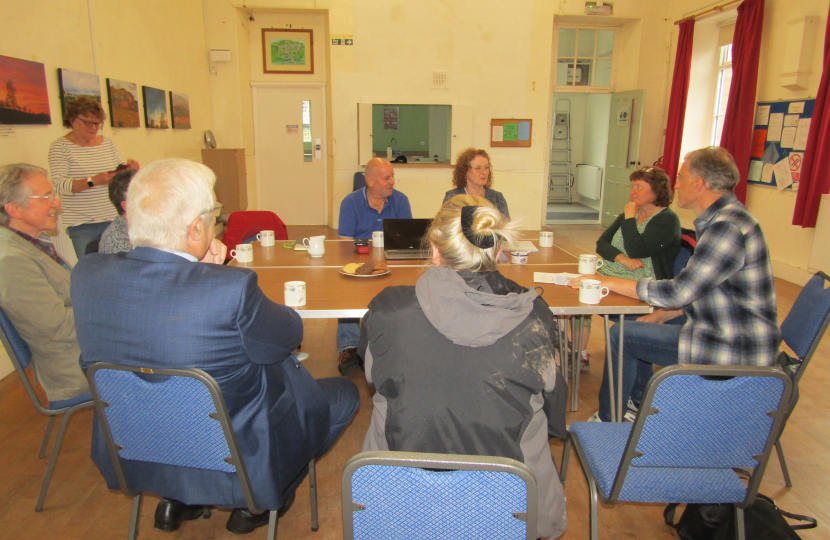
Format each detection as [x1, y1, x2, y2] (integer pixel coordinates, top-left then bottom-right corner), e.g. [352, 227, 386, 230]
[385, 249, 431, 259]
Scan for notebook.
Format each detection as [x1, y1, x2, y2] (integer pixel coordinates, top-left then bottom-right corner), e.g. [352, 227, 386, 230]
[383, 218, 433, 259]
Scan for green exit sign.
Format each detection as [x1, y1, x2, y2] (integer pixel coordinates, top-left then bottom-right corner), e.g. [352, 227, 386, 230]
[331, 38, 342, 45]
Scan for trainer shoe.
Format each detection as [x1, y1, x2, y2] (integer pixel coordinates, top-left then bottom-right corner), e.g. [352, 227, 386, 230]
[337, 347, 362, 376]
[587, 411, 603, 422]
[623, 398, 639, 422]
[579, 354, 590, 372]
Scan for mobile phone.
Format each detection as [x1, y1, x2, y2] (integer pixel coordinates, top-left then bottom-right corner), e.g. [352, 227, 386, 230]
[354, 239, 370, 254]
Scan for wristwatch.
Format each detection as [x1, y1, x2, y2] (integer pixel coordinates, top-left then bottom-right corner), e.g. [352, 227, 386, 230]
[86, 177, 94, 188]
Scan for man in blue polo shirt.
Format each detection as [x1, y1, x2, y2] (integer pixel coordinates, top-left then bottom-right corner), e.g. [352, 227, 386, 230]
[337, 158, 411, 374]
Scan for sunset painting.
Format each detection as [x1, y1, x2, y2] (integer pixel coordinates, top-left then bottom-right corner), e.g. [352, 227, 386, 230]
[169, 91, 191, 129]
[107, 78, 140, 128]
[142, 86, 168, 129]
[58, 68, 101, 121]
[0, 55, 51, 125]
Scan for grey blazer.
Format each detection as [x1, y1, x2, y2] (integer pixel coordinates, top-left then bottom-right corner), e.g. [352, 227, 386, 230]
[0, 226, 87, 402]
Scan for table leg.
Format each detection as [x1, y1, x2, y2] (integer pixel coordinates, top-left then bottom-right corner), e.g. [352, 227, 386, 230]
[557, 317, 568, 380]
[616, 315, 625, 422]
[604, 315, 615, 422]
[571, 315, 585, 411]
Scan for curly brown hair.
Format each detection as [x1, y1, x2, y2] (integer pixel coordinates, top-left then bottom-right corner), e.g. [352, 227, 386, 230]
[452, 148, 493, 189]
[629, 166, 673, 207]
[63, 96, 106, 128]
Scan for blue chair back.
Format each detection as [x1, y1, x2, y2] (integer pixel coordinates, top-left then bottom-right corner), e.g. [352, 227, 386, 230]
[0, 304, 32, 371]
[672, 246, 692, 277]
[780, 271, 830, 365]
[342, 451, 537, 540]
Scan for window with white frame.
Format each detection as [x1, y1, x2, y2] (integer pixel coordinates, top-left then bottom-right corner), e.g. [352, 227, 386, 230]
[711, 43, 733, 145]
[555, 28, 615, 88]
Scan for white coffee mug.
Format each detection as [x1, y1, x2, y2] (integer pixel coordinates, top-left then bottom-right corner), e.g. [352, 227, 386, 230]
[539, 231, 554, 248]
[303, 235, 326, 257]
[230, 243, 253, 263]
[511, 251, 529, 264]
[284, 281, 307, 307]
[579, 279, 610, 304]
[257, 230, 275, 247]
[578, 254, 604, 275]
[372, 230, 384, 248]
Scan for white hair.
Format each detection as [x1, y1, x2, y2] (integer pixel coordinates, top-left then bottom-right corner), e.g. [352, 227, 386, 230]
[126, 159, 216, 250]
[0, 164, 44, 226]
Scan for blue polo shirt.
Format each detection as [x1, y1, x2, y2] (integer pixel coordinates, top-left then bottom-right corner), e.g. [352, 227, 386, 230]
[338, 188, 412, 239]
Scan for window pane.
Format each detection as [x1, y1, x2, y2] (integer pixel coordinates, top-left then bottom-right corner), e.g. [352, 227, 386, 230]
[558, 29, 576, 57]
[574, 59, 593, 86]
[716, 68, 732, 115]
[713, 116, 725, 146]
[594, 59, 612, 86]
[302, 100, 312, 162]
[556, 60, 572, 85]
[577, 29, 596, 57]
[597, 30, 614, 57]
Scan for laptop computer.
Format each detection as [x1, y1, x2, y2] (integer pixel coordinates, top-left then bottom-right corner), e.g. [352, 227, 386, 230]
[383, 218, 432, 259]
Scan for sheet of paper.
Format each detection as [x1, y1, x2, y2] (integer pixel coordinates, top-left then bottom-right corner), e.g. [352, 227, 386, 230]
[773, 157, 793, 190]
[534, 272, 581, 286]
[748, 160, 764, 182]
[491, 125, 503, 142]
[784, 114, 799, 127]
[788, 102, 805, 114]
[766, 113, 784, 142]
[517, 121, 531, 141]
[502, 122, 518, 141]
[794, 118, 811, 151]
[751, 129, 767, 158]
[761, 164, 774, 184]
[761, 142, 779, 165]
[510, 240, 539, 253]
[780, 126, 796, 148]
[754, 105, 771, 125]
[788, 152, 803, 185]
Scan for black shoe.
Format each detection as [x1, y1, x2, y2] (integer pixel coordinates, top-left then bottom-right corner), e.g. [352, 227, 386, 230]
[225, 492, 296, 535]
[154, 498, 205, 532]
[337, 347, 362, 376]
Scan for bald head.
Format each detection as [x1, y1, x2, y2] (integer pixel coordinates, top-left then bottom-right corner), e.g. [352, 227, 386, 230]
[365, 158, 396, 200]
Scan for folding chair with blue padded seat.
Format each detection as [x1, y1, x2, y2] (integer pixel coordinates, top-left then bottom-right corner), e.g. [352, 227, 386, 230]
[773, 270, 830, 487]
[342, 451, 538, 540]
[0, 304, 93, 512]
[87, 363, 318, 540]
[559, 365, 792, 540]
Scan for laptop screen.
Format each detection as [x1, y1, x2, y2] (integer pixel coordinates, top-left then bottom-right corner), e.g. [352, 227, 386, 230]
[382, 218, 432, 250]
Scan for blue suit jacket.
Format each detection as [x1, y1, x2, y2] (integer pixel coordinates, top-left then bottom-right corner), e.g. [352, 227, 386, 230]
[72, 247, 329, 509]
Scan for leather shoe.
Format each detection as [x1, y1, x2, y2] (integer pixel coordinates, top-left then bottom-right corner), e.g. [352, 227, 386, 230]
[154, 498, 205, 532]
[338, 347, 363, 376]
[226, 492, 296, 535]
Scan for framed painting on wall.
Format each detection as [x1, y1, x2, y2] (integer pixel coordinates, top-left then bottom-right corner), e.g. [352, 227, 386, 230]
[106, 78, 140, 128]
[262, 28, 314, 74]
[169, 91, 191, 129]
[58, 68, 101, 122]
[142, 86, 168, 129]
[0, 54, 51, 125]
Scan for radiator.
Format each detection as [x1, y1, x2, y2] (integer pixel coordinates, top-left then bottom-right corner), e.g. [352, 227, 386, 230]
[576, 165, 602, 200]
[809, 194, 830, 273]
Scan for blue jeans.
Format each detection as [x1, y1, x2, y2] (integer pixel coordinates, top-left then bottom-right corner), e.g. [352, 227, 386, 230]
[67, 221, 111, 259]
[598, 316, 687, 422]
[337, 318, 361, 352]
[315, 377, 360, 457]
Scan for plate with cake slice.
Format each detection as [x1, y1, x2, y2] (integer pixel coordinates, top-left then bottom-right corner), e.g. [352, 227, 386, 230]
[340, 262, 391, 277]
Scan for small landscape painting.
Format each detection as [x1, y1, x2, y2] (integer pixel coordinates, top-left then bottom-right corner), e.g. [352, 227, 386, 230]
[0, 54, 51, 125]
[169, 91, 191, 129]
[58, 68, 101, 120]
[142, 86, 168, 129]
[106, 78, 140, 128]
[262, 28, 314, 74]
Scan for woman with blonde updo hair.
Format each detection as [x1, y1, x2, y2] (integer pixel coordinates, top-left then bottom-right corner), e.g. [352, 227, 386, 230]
[358, 195, 568, 539]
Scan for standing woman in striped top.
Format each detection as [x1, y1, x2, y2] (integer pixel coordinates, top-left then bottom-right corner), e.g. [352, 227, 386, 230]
[48, 97, 139, 259]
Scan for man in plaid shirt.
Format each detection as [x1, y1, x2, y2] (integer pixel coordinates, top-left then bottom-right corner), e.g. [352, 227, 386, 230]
[576, 147, 780, 422]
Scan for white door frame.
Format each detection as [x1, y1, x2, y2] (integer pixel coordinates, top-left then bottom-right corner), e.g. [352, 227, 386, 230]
[251, 81, 328, 225]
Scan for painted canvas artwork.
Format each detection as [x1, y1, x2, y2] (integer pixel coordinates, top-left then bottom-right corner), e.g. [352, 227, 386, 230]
[107, 78, 140, 128]
[169, 91, 191, 129]
[0, 55, 51, 125]
[58, 68, 101, 120]
[142, 86, 168, 129]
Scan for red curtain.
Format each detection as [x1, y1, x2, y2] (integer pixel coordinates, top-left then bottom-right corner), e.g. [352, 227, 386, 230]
[793, 7, 830, 227]
[719, 0, 764, 204]
[663, 19, 696, 188]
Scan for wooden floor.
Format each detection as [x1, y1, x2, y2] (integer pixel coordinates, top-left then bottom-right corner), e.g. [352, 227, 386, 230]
[0, 224, 827, 540]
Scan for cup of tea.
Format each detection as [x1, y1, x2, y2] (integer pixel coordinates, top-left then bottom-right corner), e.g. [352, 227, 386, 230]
[303, 235, 326, 257]
[539, 231, 554, 248]
[511, 251, 529, 264]
[284, 281, 307, 307]
[372, 230, 384, 248]
[578, 254, 604, 275]
[257, 230, 276, 247]
[230, 244, 253, 263]
[579, 279, 609, 304]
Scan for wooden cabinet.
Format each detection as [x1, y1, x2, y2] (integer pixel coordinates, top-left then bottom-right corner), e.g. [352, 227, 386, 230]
[201, 149, 247, 213]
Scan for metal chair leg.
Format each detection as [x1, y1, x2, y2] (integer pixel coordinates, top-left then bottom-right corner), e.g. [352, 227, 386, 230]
[309, 458, 319, 531]
[588, 478, 600, 540]
[38, 416, 56, 459]
[267, 510, 279, 540]
[775, 439, 793, 488]
[604, 315, 615, 421]
[128, 494, 142, 540]
[734, 506, 745, 540]
[36, 409, 73, 511]
[559, 435, 572, 482]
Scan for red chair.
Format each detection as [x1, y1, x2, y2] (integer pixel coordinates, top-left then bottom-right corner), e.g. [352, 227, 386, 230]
[221, 211, 288, 259]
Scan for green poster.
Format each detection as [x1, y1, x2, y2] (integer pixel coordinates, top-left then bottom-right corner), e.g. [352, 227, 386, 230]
[503, 122, 518, 141]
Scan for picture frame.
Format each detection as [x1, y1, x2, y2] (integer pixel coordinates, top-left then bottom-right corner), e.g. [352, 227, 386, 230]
[142, 86, 169, 129]
[169, 91, 191, 129]
[58, 68, 101, 123]
[106, 78, 140, 128]
[262, 28, 314, 74]
[0, 55, 51, 125]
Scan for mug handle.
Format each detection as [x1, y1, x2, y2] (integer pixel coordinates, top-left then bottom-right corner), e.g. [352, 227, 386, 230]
[600, 287, 610, 298]
[256, 233, 262, 241]
[303, 238, 310, 248]
[299, 287, 306, 305]
[596, 259, 604, 269]
[230, 249, 237, 259]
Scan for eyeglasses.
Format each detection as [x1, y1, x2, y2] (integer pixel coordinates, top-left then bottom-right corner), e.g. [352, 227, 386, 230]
[76, 117, 104, 128]
[28, 193, 57, 204]
[202, 204, 224, 218]
[638, 166, 655, 173]
[470, 166, 491, 172]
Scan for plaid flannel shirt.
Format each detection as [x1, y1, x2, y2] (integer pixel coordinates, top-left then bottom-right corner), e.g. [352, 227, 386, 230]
[637, 192, 780, 366]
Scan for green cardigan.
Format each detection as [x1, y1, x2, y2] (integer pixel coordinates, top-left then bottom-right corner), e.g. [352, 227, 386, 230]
[595, 207, 681, 280]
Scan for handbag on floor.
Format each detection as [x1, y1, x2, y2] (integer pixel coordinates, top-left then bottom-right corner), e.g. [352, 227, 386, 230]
[663, 494, 817, 540]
